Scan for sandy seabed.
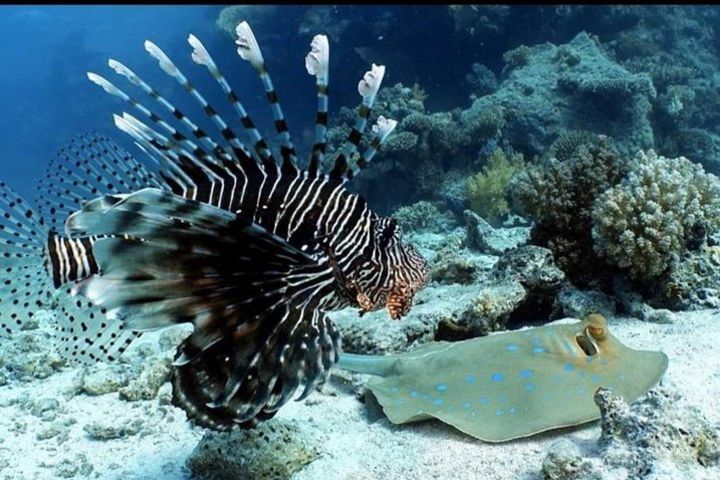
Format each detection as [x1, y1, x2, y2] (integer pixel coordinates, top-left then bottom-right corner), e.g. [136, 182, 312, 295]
[0, 309, 718, 480]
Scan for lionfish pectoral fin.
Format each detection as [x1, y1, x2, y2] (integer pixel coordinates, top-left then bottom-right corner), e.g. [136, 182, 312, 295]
[67, 188, 342, 429]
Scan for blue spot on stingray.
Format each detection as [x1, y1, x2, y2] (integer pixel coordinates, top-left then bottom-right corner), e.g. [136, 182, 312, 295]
[524, 383, 536, 392]
[395, 400, 404, 406]
[410, 390, 419, 398]
[519, 369, 534, 379]
[543, 394, 551, 401]
[509, 407, 517, 414]
[576, 387, 587, 395]
[435, 383, 448, 393]
[495, 409, 505, 416]
[432, 398, 444, 406]
[564, 363, 575, 372]
[533, 346, 545, 354]
[591, 374, 601, 383]
[389, 386, 400, 392]
[532, 336, 542, 345]
[421, 393, 430, 401]
[471, 412, 477, 417]
[491, 372, 504, 382]
[498, 395, 508, 404]
[506, 344, 519, 352]
[464, 374, 477, 384]
[463, 402, 471, 409]
[586, 356, 594, 364]
[479, 396, 490, 405]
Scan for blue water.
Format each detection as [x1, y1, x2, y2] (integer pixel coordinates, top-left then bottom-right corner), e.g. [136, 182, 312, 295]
[0, 5, 470, 197]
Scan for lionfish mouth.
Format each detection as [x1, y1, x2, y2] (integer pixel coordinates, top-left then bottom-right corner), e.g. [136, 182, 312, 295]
[386, 285, 415, 320]
[354, 284, 417, 320]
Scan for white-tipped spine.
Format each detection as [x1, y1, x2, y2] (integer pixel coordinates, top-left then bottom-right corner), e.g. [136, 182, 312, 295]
[87, 72, 129, 101]
[188, 34, 216, 69]
[108, 59, 141, 86]
[358, 63, 386, 102]
[144, 40, 179, 76]
[235, 21, 264, 68]
[372, 115, 397, 143]
[305, 34, 329, 81]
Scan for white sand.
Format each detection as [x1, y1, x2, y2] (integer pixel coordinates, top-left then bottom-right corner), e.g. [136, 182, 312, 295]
[0, 309, 718, 480]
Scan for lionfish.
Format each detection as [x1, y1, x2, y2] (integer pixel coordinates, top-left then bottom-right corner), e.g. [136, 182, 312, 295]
[0, 22, 429, 429]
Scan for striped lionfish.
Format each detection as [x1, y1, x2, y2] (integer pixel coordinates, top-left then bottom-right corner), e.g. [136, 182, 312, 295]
[0, 22, 429, 430]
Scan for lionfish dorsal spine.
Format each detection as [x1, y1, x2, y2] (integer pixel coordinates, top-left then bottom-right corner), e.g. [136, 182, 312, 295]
[187, 33, 276, 167]
[144, 40, 248, 162]
[235, 22, 299, 175]
[105, 58, 225, 158]
[329, 63, 387, 180]
[305, 34, 330, 177]
[348, 115, 399, 179]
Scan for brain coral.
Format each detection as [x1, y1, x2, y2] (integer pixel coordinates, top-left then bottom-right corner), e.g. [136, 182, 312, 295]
[592, 150, 720, 284]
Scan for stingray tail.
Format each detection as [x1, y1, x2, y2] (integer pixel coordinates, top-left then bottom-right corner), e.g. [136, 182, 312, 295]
[336, 352, 396, 377]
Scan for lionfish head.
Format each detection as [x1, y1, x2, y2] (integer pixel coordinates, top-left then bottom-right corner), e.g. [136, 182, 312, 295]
[355, 216, 429, 319]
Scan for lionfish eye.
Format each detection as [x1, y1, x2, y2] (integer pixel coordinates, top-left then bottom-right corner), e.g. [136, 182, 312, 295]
[378, 219, 398, 248]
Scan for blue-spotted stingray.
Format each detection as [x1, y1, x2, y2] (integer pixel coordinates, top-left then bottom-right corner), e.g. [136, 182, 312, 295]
[337, 314, 668, 442]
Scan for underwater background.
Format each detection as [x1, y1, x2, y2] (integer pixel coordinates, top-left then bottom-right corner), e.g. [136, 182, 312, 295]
[1, 5, 720, 480]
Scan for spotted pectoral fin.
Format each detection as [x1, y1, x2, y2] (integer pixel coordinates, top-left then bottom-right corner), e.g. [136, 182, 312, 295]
[67, 188, 341, 428]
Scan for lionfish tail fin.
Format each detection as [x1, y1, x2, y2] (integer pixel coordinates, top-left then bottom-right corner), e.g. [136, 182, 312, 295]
[67, 188, 341, 429]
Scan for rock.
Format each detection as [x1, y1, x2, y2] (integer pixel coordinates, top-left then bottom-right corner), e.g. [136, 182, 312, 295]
[186, 419, 322, 480]
[430, 250, 479, 284]
[557, 286, 616, 318]
[490, 245, 565, 291]
[119, 357, 171, 401]
[652, 248, 720, 310]
[81, 365, 129, 396]
[594, 387, 720, 470]
[0, 311, 64, 381]
[53, 454, 93, 479]
[83, 417, 145, 440]
[464, 210, 529, 255]
[542, 439, 602, 480]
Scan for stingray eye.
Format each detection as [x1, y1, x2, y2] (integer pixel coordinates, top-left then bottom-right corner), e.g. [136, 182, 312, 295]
[587, 325, 606, 341]
[575, 333, 598, 356]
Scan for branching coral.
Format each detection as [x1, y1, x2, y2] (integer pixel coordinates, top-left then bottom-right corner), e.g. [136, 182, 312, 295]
[467, 148, 524, 226]
[510, 135, 625, 286]
[592, 150, 720, 284]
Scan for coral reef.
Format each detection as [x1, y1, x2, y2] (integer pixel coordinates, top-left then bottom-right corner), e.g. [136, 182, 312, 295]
[466, 62, 498, 98]
[511, 135, 625, 287]
[391, 200, 453, 234]
[438, 246, 565, 339]
[186, 420, 322, 480]
[592, 150, 720, 285]
[464, 32, 656, 158]
[467, 148, 525, 226]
